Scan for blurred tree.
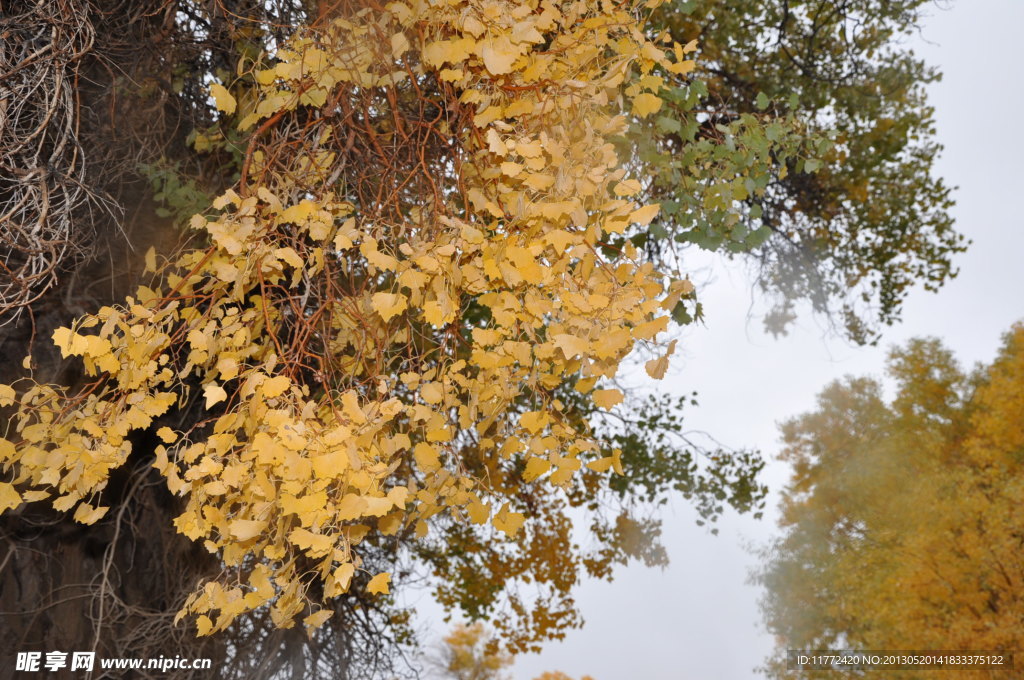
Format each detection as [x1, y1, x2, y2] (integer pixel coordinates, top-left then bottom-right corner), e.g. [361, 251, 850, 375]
[636, 0, 965, 343]
[432, 624, 595, 680]
[757, 325, 1024, 679]
[434, 623, 513, 680]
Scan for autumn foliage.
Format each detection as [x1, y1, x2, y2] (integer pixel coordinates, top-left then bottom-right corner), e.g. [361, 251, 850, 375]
[0, 0, 698, 653]
[759, 325, 1024, 679]
[0, 0, 975, 676]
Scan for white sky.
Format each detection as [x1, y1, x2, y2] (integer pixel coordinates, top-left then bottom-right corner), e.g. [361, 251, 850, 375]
[509, 1, 1024, 678]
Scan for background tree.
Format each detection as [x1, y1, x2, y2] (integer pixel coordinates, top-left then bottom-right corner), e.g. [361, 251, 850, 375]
[757, 324, 1024, 679]
[637, 0, 965, 343]
[433, 623, 513, 680]
[432, 624, 594, 680]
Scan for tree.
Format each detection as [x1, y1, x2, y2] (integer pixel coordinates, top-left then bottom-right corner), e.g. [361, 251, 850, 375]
[0, 2, 759, 676]
[432, 624, 594, 680]
[434, 623, 513, 680]
[0, 0, 961, 677]
[757, 325, 1024, 679]
[634, 0, 965, 343]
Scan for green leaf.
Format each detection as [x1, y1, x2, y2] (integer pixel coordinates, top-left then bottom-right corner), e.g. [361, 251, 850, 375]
[656, 115, 682, 134]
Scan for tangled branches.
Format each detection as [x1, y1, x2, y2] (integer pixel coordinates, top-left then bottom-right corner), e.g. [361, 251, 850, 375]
[0, 0, 112, 323]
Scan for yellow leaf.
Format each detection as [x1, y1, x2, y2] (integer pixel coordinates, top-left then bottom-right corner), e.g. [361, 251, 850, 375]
[391, 32, 410, 59]
[645, 339, 678, 380]
[288, 527, 333, 556]
[361, 239, 399, 271]
[414, 442, 441, 472]
[358, 495, 388, 517]
[668, 59, 696, 75]
[552, 333, 589, 359]
[367, 572, 391, 595]
[371, 292, 408, 322]
[204, 480, 228, 495]
[52, 327, 87, 358]
[262, 375, 291, 398]
[629, 203, 661, 226]
[216, 356, 239, 381]
[614, 179, 642, 196]
[247, 566, 275, 604]
[326, 563, 355, 597]
[463, 15, 485, 38]
[157, 427, 178, 444]
[144, 246, 157, 273]
[82, 335, 111, 358]
[520, 411, 549, 434]
[420, 382, 444, 405]
[0, 438, 16, 461]
[471, 328, 503, 346]
[0, 384, 15, 407]
[0, 482, 22, 512]
[281, 490, 327, 518]
[486, 128, 507, 155]
[229, 519, 267, 541]
[633, 315, 670, 340]
[311, 451, 348, 480]
[379, 511, 403, 535]
[467, 499, 490, 524]
[516, 139, 543, 157]
[187, 328, 209, 352]
[504, 100, 534, 118]
[422, 38, 475, 68]
[500, 161, 523, 177]
[204, 384, 228, 409]
[73, 504, 109, 525]
[592, 389, 624, 410]
[507, 246, 542, 284]
[274, 247, 303, 270]
[439, 67, 465, 82]
[53, 494, 79, 512]
[196, 615, 213, 636]
[632, 92, 662, 117]
[523, 456, 551, 481]
[304, 609, 332, 631]
[480, 35, 517, 75]
[210, 82, 236, 114]
[337, 494, 368, 520]
[341, 391, 366, 424]
[423, 301, 447, 327]
[334, 218, 356, 249]
[387, 486, 409, 509]
[612, 448, 624, 475]
[493, 503, 525, 537]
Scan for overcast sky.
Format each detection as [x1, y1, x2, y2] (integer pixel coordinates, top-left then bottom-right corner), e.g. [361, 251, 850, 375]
[509, 1, 1024, 678]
